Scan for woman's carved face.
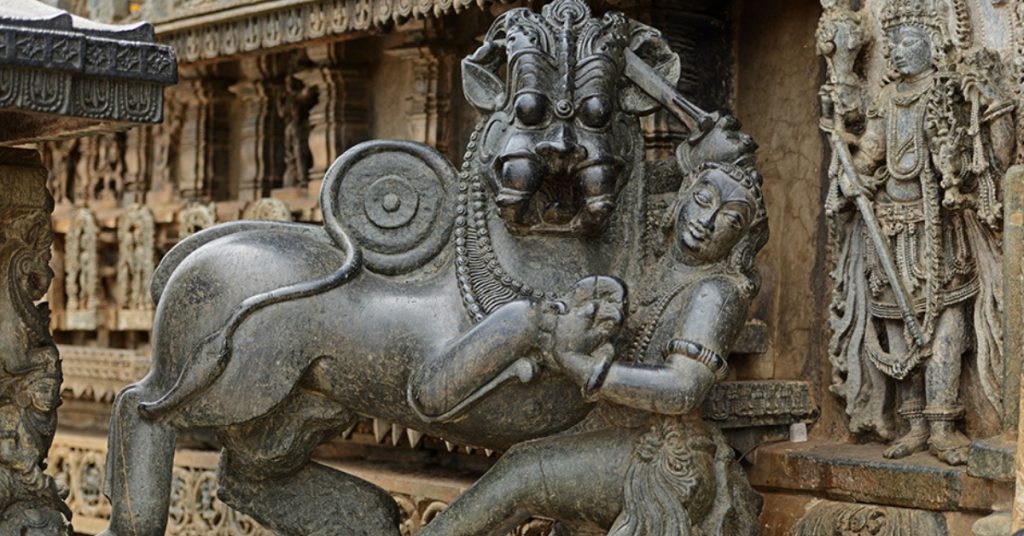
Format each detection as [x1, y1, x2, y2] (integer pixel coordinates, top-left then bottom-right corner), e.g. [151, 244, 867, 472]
[675, 168, 754, 264]
[888, 25, 933, 78]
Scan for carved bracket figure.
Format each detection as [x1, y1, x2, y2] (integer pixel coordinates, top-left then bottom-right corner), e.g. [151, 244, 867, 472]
[99, 1, 767, 535]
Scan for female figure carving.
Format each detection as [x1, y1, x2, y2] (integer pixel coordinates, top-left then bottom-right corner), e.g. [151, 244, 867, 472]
[416, 160, 767, 536]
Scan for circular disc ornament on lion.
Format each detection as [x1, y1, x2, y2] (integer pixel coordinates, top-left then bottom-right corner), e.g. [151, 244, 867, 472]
[321, 140, 457, 275]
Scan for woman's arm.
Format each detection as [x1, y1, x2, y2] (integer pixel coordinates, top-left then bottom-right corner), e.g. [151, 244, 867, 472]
[558, 278, 750, 415]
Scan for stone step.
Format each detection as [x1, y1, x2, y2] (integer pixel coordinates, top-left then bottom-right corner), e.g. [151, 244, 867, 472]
[750, 440, 1011, 512]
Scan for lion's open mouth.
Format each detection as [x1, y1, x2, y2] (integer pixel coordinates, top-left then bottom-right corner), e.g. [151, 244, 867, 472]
[492, 151, 626, 235]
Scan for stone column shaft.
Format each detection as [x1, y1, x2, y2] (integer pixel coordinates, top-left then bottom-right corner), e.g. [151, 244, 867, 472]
[0, 147, 71, 534]
[295, 65, 369, 181]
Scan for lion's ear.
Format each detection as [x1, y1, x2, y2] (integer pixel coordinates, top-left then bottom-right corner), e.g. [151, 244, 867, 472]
[620, 26, 680, 115]
[462, 43, 507, 113]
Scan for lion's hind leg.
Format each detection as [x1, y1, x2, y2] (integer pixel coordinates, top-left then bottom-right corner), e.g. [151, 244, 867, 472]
[216, 387, 401, 535]
[101, 382, 178, 536]
[218, 457, 401, 536]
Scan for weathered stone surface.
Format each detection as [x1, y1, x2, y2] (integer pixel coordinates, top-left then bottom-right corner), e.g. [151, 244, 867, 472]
[821, 0, 1016, 467]
[792, 499, 947, 535]
[968, 433, 1016, 482]
[751, 440, 1012, 512]
[0, 147, 70, 534]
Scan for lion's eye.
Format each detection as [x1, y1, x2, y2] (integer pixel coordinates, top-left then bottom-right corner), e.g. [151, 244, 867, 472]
[579, 95, 612, 128]
[515, 93, 548, 126]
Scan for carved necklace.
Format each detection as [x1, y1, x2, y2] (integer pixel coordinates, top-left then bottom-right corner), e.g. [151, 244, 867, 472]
[886, 84, 929, 181]
[627, 278, 691, 363]
[455, 126, 558, 323]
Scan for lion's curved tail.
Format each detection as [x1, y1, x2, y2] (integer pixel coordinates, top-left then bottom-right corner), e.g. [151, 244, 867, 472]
[138, 156, 364, 421]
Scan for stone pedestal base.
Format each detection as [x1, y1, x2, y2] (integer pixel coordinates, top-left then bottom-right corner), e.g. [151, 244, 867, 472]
[752, 440, 1012, 536]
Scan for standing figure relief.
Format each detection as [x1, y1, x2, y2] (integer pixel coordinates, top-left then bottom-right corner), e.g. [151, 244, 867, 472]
[820, 0, 1015, 465]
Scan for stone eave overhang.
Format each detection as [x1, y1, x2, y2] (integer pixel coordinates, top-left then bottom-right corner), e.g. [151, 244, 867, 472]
[0, 2, 178, 145]
[152, 0, 508, 64]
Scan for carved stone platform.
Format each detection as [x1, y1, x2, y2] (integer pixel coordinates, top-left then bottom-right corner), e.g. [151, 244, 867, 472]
[751, 440, 1012, 512]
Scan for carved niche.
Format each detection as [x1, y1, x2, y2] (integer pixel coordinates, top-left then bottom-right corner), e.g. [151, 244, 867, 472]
[820, 0, 1017, 465]
[114, 204, 156, 330]
[64, 207, 101, 330]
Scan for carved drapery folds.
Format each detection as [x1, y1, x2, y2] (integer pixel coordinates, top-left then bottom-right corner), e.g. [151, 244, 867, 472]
[0, 149, 71, 535]
[114, 205, 156, 330]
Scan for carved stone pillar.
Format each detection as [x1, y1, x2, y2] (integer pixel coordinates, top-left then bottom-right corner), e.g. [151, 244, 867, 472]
[0, 148, 71, 534]
[229, 57, 286, 201]
[295, 45, 369, 182]
[385, 46, 454, 155]
[177, 76, 231, 201]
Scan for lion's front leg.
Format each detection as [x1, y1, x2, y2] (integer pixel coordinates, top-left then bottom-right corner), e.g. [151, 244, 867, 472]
[407, 276, 626, 423]
[408, 299, 547, 421]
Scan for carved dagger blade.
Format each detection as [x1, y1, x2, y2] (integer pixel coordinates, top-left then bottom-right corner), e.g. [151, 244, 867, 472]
[623, 49, 715, 135]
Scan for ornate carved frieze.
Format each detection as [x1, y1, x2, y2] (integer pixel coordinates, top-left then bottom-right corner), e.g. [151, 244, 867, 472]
[148, 0, 510, 64]
[702, 380, 817, 429]
[58, 345, 151, 403]
[64, 207, 101, 330]
[49, 433, 557, 536]
[114, 204, 156, 330]
[0, 148, 71, 534]
[0, 3, 176, 140]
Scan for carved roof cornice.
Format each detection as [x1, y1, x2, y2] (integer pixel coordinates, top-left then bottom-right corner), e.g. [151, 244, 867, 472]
[151, 0, 509, 63]
[0, 1, 177, 145]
